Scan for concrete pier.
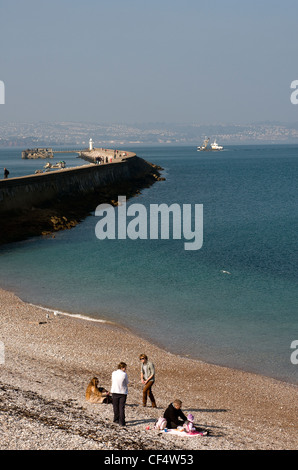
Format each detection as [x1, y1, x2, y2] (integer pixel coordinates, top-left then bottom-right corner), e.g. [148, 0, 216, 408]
[79, 148, 135, 164]
[0, 151, 164, 244]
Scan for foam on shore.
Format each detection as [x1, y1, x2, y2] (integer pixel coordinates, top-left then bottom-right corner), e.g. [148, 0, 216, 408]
[28, 302, 112, 324]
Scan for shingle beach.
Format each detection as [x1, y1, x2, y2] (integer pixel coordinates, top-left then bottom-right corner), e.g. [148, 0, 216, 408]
[0, 287, 297, 450]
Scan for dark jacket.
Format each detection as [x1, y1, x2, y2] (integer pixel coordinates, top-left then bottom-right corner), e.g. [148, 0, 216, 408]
[163, 403, 187, 428]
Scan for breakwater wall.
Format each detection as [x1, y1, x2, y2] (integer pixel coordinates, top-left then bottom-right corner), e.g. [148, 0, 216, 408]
[0, 154, 163, 244]
[0, 155, 160, 215]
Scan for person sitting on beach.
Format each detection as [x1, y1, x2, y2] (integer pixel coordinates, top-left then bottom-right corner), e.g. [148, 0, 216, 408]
[183, 413, 196, 433]
[85, 377, 112, 404]
[163, 399, 188, 429]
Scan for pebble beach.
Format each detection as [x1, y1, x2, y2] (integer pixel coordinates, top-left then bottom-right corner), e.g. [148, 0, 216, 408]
[0, 287, 297, 451]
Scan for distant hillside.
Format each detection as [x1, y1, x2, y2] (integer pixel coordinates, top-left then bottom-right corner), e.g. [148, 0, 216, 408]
[1, 121, 298, 147]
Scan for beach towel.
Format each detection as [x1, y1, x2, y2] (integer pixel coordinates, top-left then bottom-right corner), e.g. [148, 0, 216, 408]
[162, 428, 208, 437]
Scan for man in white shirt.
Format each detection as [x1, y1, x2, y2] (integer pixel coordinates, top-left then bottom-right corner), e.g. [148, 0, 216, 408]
[111, 362, 128, 426]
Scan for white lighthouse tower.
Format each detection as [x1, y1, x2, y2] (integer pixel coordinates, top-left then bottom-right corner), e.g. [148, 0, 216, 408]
[89, 138, 93, 151]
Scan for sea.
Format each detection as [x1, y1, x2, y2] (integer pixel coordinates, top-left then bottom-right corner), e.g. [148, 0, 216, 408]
[0, 145, 297, 385]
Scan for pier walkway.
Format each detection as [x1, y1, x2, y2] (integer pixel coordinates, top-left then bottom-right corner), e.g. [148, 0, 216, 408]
[79, 148, 135, 164]
[1, 148, 137, 181]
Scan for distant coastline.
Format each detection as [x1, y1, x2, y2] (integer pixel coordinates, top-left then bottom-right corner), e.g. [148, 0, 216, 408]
[1, 121, 298, 147]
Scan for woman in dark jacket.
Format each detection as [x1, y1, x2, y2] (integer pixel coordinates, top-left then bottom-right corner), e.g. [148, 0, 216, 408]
[163, 399, 187, 429]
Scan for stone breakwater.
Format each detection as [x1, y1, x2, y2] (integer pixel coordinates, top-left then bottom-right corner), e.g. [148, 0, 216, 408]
[0, 153, 164, 245]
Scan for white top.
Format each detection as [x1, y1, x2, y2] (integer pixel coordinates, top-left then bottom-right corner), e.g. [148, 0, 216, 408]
[111, 369, 129, 395]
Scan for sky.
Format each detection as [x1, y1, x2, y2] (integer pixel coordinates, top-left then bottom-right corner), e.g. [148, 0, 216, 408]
[1, 0, 298, 125]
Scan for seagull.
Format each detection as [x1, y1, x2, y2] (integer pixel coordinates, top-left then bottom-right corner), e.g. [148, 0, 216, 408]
[221, 270, 231, 275]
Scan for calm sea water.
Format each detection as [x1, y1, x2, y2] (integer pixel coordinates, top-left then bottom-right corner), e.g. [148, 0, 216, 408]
[0, 145, 297, 384]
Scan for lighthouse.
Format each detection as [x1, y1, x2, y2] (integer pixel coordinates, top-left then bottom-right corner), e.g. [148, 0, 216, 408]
[89, 138, 93, 151]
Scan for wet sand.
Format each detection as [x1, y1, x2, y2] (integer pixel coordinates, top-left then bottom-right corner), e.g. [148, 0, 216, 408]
[0, 287, 297, 450]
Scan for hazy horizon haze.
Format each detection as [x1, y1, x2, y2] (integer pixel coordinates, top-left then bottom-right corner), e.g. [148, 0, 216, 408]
[1, 0, 298, 125]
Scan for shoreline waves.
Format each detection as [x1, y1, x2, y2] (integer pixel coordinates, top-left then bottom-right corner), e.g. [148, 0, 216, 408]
[0, 287, 297, 450]
[28, 302, 112, 325]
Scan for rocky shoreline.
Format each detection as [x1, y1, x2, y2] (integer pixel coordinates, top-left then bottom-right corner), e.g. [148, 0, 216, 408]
[0, 288, 297, 451]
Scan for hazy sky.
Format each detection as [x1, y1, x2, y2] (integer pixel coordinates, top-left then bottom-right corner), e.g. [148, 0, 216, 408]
[1, 0, 298, 125]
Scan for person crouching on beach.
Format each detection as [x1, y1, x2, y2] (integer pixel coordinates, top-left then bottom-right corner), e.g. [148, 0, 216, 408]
[163, 399, 187, 429]
[111, 362, 128, 426]
[139, 354, 156, 408]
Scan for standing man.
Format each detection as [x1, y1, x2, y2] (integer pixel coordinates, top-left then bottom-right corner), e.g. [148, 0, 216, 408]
[111, 362, 128, 426]
[139, 354, 156, 408]
[3, 168, 9, 178]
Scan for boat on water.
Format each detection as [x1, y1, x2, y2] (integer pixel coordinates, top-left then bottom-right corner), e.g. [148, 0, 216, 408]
[197, 137, 223, 151]
[210, 139, 223, 151]
[197, 138, 210, 151]
[44, 161, 66, 170]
